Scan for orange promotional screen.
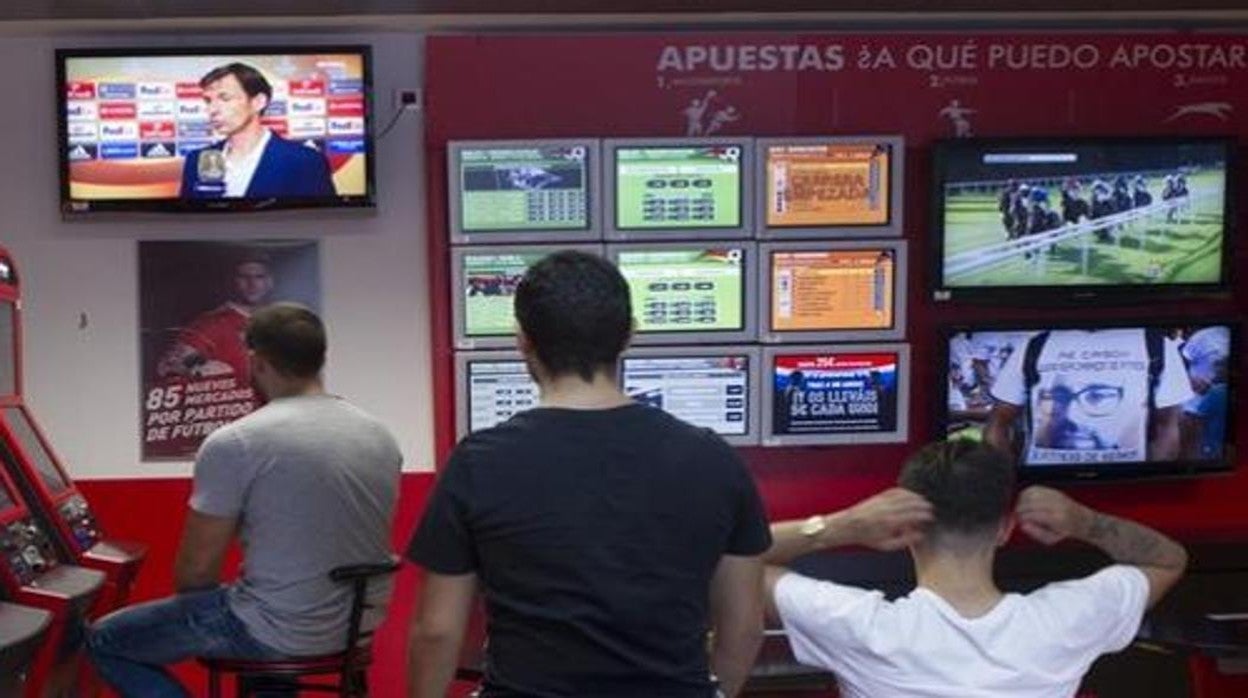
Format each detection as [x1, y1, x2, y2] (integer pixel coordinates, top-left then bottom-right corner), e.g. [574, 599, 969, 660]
[764, 143, 891, 227]
[770, 249, 895, 331]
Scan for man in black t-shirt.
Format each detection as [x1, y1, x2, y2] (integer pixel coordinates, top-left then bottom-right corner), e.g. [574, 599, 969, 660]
[407, 250, 771, 697]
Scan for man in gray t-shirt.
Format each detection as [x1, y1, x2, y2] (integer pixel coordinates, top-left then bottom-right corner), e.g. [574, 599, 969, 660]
[88, 303, 402, 698]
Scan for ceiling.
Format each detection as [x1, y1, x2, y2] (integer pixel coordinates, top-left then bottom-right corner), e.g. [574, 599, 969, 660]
[7, 0, 1248, 30]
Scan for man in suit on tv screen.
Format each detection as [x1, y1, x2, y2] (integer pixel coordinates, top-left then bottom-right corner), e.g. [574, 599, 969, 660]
[180, 62, 336, 200]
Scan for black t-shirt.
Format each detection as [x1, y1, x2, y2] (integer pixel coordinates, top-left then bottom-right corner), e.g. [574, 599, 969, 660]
[408, 404, 771, 697]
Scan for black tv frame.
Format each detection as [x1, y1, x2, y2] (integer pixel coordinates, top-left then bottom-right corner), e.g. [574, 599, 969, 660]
[56, 45, 376, 214]
[929, 136, 1236, 305]
[935, 318, 1239, 483]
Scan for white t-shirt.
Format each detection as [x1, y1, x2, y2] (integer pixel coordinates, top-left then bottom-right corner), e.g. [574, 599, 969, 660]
[991, 329, 1192, 464]
[774, 566, 1150, 698]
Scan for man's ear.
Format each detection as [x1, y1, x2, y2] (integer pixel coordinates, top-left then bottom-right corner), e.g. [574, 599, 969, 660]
[515, 328, 533, 357]
[996, 514, 1017, 548]
[251, 92, 270, 115]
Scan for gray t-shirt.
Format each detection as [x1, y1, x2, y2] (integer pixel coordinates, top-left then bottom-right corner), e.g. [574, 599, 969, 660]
[190, 393, 402, 656]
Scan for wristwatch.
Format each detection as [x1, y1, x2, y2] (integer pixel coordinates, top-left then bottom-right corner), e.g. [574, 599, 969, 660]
[799, 514, 827, 538]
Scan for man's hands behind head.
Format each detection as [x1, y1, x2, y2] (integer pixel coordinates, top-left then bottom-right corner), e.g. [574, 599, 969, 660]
[1015, 485, 1093, 545]
[845, 488, 935, 551]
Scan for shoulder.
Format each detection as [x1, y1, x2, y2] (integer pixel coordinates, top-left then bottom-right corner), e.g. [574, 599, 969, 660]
[267, 134, 321, 161]
[1026, 565, 1149, 607]
[196, 419, 250, 463]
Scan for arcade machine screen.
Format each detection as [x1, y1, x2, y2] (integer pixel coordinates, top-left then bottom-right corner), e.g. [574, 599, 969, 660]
[3, 408, 70, 494]
[0, 301, 14, 396]
[762, 140, 894, 230]
[621, 351, 757, 444]
[762, 242, 907, 342]
[614, 145, 744, 230]
[454, 144, 592, 234]
[764, 345, 911, 446]
[460, 357, 539, 436]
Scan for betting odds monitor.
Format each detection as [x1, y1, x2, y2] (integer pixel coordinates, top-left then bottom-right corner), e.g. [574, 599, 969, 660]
[931, 137, 1233, 303]
[450, 244, 605, 350]
[447, 139, 602, 244]
[453, 350, 540, 440]
[939, 321, 1238, 481]
[604, 137, 754, 242]
[57, 46, 374, 213]
[607, 243, 757, 346]
[620, 346, 761, 446]
[755, 136, 905, 239]
[759, 240, 907, 343]
[762, 344, 911, 446]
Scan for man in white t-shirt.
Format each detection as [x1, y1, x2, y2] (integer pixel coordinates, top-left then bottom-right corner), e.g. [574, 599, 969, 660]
[762, 440, 1188, 698]
[984, 328, 1192, 465]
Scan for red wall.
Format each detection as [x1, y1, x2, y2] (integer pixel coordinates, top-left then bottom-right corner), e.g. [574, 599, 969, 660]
[425, 32, 1248, 538]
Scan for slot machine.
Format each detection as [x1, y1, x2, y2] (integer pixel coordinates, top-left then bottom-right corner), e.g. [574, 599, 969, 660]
[0, 456, 104, 698]
[0, 601, 52, 696]
[0, 246, 146, 615]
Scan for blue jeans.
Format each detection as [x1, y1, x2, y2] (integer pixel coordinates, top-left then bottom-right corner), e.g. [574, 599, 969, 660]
[86, 586, 293, 698]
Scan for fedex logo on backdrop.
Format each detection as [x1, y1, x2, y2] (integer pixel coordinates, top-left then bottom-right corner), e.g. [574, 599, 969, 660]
[140, 121, 176, 140]
[289, 98, 326, 116]
[98, 83, 137, 100]
[288, 79, 325, 97]
[65, 82, 96, 100]
[65, 102, 98, 121]
[327, 117, 364, 136]
[177, 100, 206, 120]
[286, 117, 325, 137]
[265, 100, 287, 117]
[99, 122, 139, 141]
[99, 102, 137, 120]
[137, 82, 175, 99]
[176, 83, 203, 99]
[67, 122, 98, 144]
[327, 96, 364, 117]
[137, 101, 176, 119]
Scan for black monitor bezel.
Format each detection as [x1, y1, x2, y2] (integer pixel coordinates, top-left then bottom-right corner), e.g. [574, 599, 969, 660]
[929, 135, 1236, 305]
[56, 45, 377, 214]
[935, 318, 1240, 482]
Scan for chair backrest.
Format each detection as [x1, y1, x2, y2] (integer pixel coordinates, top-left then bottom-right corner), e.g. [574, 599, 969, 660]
[329, 555, 401, 657]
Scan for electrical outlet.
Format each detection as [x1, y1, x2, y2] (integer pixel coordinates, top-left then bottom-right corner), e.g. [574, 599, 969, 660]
[394, 89, 421, 111]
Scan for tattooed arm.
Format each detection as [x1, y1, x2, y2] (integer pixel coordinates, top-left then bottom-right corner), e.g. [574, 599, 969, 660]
[1016, 486, 1188, 607]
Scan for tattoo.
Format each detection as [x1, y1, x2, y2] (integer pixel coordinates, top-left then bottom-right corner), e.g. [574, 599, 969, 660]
[1083, 513, 1184, 570]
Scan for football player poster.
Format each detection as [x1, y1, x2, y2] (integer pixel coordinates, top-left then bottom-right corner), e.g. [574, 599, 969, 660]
[139, 239, 320, 460]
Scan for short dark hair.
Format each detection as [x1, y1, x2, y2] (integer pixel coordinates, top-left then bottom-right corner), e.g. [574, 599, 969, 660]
[514, 250, 631, 382]
[244, 303, 325, 379]
[200, 62, 272, 108]
[898, 440, 1016, 538]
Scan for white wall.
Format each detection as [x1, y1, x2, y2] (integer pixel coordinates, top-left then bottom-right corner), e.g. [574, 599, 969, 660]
[0, 32, 434, 478]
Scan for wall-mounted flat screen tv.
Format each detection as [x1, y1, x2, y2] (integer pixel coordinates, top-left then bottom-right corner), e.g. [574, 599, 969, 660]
[58, 46, 374, 213]
[931, 137, 1232, 302]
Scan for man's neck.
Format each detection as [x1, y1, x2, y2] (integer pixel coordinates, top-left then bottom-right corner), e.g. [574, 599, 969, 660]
[264, 378, 326, 401]
[912, 546, 1003, 619]
[538, 371, 631, 410]
[226, 123, 267, 160]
